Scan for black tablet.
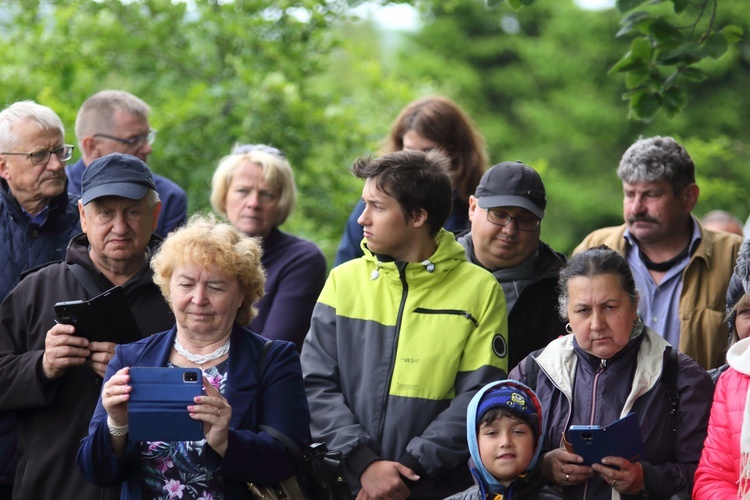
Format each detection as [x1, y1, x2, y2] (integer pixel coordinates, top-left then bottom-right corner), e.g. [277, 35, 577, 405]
[54, 286, 142, 344]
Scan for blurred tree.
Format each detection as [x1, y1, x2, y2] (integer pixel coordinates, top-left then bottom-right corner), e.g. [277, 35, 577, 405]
[0, 0, 403, 262]
[1, 0, 747, 262]
[375, 0, 750, 252]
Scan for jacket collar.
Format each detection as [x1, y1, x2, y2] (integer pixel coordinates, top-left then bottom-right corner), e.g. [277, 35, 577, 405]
[534, 328, 669, 416]
[361, 228, 468, 286]
[1, 178, 74, 226]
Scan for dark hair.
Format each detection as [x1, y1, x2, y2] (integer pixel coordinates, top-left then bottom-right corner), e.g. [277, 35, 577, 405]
[478, 407, 537, 447]
[352, 150, 452, 236]
[557, 245, 639, 321]
[617, 136, 695, 196]
[384, 96, 487, 203]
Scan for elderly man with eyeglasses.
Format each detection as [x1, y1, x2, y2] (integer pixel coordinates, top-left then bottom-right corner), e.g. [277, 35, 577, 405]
[66, 90, 187, 237]
[457, 161, 568, 371]
[0, 100, 82, 498]
[0, 101, 81, 302]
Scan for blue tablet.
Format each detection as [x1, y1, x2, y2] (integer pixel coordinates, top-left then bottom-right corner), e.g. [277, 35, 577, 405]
[128, 367, 204, 442]
[568, 412, 644, 466]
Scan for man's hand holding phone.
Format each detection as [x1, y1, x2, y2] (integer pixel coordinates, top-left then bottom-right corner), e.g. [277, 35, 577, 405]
[87, 341, 117, 378]
[42, 322, 91, 379]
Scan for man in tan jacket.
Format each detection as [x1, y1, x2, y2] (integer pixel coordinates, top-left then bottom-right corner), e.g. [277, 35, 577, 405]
[576, 136, 742, 370]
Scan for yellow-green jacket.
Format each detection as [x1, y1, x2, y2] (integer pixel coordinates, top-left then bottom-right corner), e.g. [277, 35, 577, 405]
[301, 229, 508, 495]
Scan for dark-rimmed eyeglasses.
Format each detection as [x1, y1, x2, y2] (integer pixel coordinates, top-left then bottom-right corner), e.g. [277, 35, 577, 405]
[486, 209, 540, 232]
[232, 143, 285, 159]
[0, 145, 74, 166]
[93, 128, 157, 147]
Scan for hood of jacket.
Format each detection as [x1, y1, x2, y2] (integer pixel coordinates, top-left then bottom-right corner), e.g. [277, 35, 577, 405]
[727, 336, 750, 376]
[466, 379, 545, 496]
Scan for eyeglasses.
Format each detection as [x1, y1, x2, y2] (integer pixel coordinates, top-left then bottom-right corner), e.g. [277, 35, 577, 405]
[93, 128, 157, 147]
[0, 145, 75, 166]
[486, 209, 540, 232]
[232, 143, 286, 159]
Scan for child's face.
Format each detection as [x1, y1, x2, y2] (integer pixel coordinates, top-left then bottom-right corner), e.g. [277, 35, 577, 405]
[478, 415, 535, 486]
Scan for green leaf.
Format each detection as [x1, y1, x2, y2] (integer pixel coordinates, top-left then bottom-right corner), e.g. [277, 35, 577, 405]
[721, 25, 744, 44]
[629, 90, 661, 121]
[655, 43, 703, 65]
[647, 18, 683, 46]
[616, 11, 652, 38]
[703, 33, 729, 59]
[609, 56, 648, 74]
[609, 38, 653, 74]
[663, 86, 688, 110]
[506, 0, 523, 9]
[680, 67, 707, 82]
[672, 0, 689, 14]
[625, 68, 650, 89]
[616, 0, 649, 13]
[520, 0, 535, 5]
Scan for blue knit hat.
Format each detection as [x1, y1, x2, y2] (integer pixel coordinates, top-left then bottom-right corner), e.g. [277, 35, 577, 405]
[476, 384, 540, 440]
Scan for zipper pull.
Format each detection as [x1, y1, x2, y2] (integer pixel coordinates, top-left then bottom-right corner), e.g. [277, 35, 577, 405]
[599, 358, 607, 370]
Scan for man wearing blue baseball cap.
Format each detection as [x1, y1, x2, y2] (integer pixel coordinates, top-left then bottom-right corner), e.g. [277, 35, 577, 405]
[0, 153, 175, 500]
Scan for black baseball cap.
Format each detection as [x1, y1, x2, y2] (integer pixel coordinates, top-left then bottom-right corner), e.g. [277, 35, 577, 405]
[81, 153, 157, 205]
[475, 161, 546, 219]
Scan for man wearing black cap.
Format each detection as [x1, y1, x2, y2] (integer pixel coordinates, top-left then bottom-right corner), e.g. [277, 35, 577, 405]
[0, 153, 175, 500]
[458, 161, 568, 371]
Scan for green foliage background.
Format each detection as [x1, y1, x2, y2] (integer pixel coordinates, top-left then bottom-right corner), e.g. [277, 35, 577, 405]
[1, 0, 748, 262]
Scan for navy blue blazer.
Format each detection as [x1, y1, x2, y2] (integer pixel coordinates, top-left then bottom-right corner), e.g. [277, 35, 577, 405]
[76, 324, 310, 499]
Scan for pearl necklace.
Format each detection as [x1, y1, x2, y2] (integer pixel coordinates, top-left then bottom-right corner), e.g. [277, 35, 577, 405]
[174, 337, 230, 365]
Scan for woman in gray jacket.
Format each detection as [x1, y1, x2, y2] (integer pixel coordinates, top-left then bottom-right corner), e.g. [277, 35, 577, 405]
[510, 245, 713, 500]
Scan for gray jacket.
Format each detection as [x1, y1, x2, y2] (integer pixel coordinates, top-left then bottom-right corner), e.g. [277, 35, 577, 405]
[510, 328, 713, 500]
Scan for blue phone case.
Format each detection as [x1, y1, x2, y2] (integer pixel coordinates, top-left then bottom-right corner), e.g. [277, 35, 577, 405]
[568, 412, 643, 465]
[128, 367, 204, 442]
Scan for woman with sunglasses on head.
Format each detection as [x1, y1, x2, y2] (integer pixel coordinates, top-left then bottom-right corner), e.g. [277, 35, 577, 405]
[333, 95, 488, 266]
[210, 145, 326, 351]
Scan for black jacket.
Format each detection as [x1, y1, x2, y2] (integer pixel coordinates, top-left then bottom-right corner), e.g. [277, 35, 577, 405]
[458, 235, 568, 371]
[0, 233, 174, 500]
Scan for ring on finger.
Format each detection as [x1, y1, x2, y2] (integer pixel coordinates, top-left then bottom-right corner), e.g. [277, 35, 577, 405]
[610, 479, 616, 487]
[565, 474, 570, 482]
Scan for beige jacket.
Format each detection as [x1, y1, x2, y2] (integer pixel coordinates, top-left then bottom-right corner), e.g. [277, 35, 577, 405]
[575, 220, 743, 370]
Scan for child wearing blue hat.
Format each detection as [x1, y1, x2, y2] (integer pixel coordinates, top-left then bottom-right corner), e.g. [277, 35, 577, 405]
[447, 380, 566, 500]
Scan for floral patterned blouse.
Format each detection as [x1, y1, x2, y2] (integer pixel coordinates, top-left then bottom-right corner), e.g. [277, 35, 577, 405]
[138, 360, 228, 500]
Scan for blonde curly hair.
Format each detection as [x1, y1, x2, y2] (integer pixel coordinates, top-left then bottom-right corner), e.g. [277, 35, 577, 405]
[151, 213, 266, 325]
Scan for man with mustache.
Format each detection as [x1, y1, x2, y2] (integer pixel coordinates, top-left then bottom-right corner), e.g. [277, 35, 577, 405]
[0, 100, 81, 498]
[575, 136, 742, 370]
[457, 161, 567, 372]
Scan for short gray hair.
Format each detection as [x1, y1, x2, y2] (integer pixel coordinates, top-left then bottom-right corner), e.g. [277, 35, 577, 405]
[617, 136, 695, 195]
[0, 101, 65, 150]
[74, 90, 150, 143]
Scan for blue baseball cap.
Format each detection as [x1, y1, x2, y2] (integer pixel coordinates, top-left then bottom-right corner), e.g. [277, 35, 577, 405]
[81, 153, 157, 205]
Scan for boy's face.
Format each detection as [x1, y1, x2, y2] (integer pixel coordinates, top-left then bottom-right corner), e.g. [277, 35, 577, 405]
[478, 415, 535, 486]
[357, 178, 424, 262]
